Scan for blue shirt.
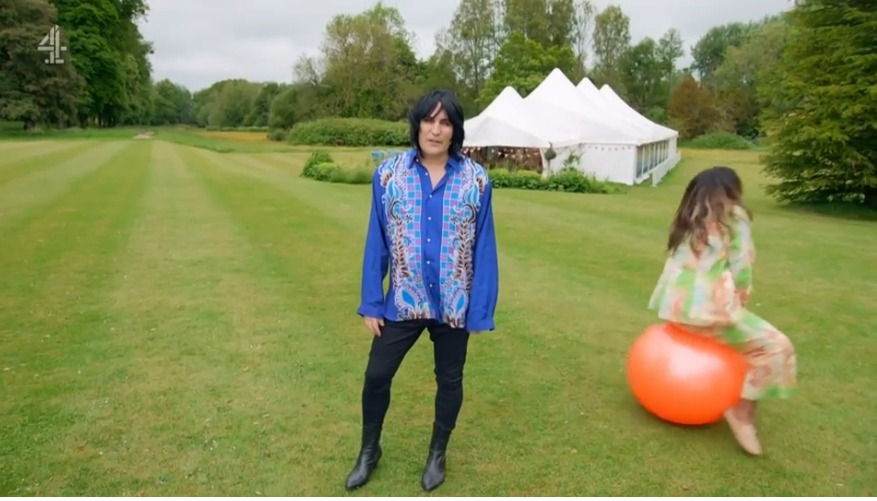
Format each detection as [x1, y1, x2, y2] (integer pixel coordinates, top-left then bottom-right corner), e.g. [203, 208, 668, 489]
[357, 148, 499, 333]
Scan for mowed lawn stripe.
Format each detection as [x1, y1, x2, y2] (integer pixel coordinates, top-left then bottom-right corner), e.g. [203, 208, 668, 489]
[0, 141, 133, 233]
[0, 140, 145, 316]
[0, 141, 36, 154]
[26, 139, 331, 496]
[198, 150, 373, 232]
[0, 140, 96, 170]
[183, 145, 410, 496]
[0, 141, 100, 186]
[0, 141, 152, 496]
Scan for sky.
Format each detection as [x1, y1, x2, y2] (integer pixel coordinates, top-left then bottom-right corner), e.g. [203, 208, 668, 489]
[136, 0, 793, 92]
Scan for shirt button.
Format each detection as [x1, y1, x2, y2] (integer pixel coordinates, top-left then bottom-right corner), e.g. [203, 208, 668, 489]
[427, 238, 431, 243]
[428, 216, 431, 221]
[426, 260, 431, 265]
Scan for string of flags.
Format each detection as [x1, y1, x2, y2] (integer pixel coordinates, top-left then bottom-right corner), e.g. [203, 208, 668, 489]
[461, 144, 669, 155]
[462, 148, 543, 159]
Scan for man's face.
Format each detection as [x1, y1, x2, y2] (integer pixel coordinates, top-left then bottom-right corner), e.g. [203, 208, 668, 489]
[418, 103, 453, 158]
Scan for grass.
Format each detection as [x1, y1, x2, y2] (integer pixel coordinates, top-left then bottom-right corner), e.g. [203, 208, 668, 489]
[0, 123, 289, 153]
[193, 129, 273, 144]
[0, 137, 874, 497]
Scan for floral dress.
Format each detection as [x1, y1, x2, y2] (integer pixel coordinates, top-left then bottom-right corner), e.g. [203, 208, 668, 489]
[647, 205, 797, 401]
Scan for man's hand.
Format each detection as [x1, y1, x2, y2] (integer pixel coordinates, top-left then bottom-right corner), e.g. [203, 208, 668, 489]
[364, 316, 384, 336]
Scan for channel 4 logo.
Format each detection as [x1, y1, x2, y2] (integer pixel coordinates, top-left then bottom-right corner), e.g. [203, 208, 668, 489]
[37, 25, 68, 65]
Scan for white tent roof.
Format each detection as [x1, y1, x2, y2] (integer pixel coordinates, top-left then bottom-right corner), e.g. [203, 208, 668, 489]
[463, 86, 588, 148]
[598, 84, 678, 140]
[524, 68, 646, 145]
[463, 86, 522, 139]
[575, 78, 661, 142]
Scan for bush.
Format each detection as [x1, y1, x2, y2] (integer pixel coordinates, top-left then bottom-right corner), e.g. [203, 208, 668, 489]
[266, 128, 286, 142]
[288, 118, 408, 147]
[685, 132, 754, 150]
[488, 169, 544, 190]
[300, 151, 372, 185]
[301, 153, 619, 194]
[491, 167, 620, 194]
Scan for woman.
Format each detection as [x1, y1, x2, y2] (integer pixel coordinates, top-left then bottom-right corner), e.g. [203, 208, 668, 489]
[648, 166, 797, 455]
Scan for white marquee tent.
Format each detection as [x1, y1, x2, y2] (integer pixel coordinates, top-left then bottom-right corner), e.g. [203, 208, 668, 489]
[462, 68, 681, 185]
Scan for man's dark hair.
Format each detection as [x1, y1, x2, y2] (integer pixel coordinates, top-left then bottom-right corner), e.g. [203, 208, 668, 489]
[408, 89, 466, 158]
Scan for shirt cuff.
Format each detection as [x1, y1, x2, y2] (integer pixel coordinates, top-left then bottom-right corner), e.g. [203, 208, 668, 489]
[357, 304, 384, 318]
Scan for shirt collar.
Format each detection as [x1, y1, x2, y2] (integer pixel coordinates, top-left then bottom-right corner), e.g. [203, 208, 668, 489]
[407, 148, 463, 172]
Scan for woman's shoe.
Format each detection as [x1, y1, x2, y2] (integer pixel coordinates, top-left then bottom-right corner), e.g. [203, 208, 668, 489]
[723, 409, 763, 456]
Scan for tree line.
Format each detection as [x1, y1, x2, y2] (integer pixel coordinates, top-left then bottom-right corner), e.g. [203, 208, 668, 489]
[0, 0, 874, 206]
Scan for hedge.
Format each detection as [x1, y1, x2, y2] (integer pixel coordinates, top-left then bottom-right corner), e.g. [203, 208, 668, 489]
[683, 131, 754, 150]
[300, 151, 622, 194]
[288, 118, 408, 147]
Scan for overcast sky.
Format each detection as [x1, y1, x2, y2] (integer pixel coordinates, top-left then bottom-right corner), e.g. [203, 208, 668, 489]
[136, 0, 793, 92]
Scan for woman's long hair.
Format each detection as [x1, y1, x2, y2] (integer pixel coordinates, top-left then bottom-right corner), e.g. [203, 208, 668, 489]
[667, 166, 752, 253]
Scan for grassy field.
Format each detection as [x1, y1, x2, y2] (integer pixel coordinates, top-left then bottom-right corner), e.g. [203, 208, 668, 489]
[0, 136, 874, 497]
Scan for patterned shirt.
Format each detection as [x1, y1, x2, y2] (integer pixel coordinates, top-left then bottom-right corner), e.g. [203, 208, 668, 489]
[647, 205, 756, 327]
[357, 149, 499, 332]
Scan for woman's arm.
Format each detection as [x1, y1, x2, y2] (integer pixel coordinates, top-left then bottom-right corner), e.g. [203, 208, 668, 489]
[728, 208, 756, 304]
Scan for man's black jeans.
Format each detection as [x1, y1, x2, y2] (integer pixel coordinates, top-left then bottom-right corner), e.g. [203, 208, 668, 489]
[361, 319, 470, 430]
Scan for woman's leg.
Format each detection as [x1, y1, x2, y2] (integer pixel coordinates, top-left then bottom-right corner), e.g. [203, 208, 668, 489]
[723, 309, 797, 404]
[715, 309, 797, 454]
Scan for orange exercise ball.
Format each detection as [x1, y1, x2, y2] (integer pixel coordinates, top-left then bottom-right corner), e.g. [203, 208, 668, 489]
[627, 322, 748, 425]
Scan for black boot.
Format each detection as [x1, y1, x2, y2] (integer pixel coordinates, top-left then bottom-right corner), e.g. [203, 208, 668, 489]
[420, 422, 452, 492]
[345, 424, 383, 491]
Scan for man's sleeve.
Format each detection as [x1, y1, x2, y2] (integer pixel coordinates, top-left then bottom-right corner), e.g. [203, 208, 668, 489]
[466, 179, 499, 332]
[356, 169, 390, 318]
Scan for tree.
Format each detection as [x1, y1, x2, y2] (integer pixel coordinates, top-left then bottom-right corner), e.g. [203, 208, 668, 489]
[656, 28, 684, 87]
[0, 0, 84, 129]
[47, 0, 153, 126]
[690, 22, 751, 83]
[591, 5, 630, 92]
[619, 37, 664, 113]
[316, 2, 420, 120]
[570, 0, 596, 79]
[477, 30, 576, 108]
[667, 75, 722, 140]
[760, 0, 877, 206]
[436, 0, 502, 106]
[268, 84, 318, 131]
[245, 82, 283, 127]
[151, 79, 192, 125]
[503, 0, 551, 46]
[713, 16, 789, 138]
[206, 80, 261, 128]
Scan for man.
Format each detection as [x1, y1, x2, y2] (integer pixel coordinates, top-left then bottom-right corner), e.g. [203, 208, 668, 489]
[345, 89, 499, 492]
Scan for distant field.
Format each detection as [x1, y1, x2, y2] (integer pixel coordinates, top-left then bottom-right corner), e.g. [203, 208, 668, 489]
[194, 130, 272, 144]
[0, 138, 874, 496]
